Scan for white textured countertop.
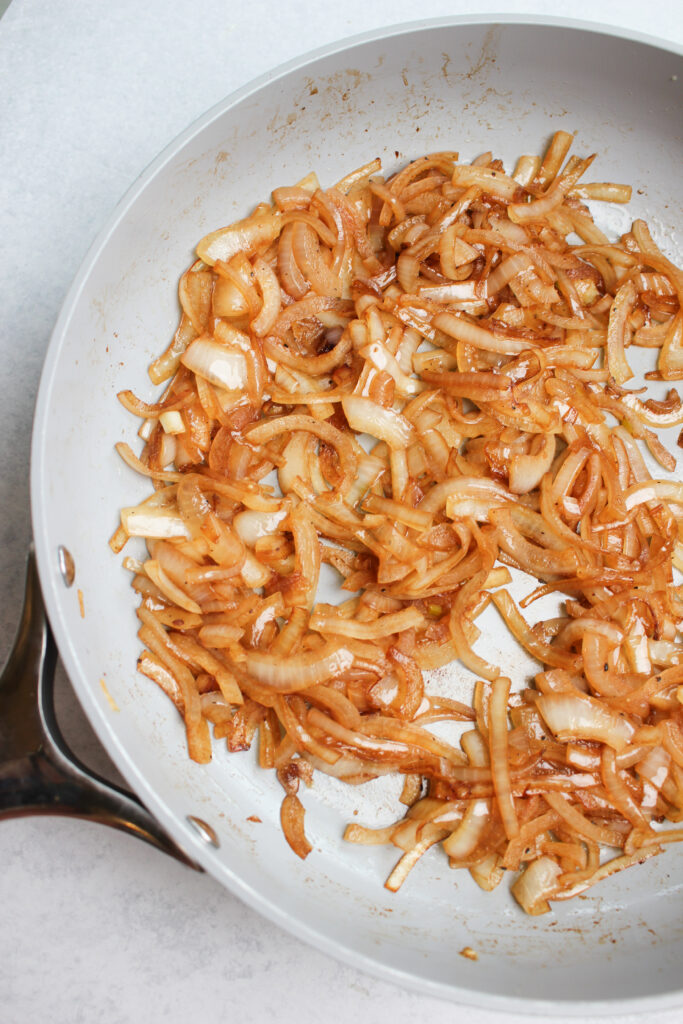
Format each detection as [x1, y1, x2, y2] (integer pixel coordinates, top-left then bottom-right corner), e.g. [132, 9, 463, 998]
[1, 2, 682, 1022]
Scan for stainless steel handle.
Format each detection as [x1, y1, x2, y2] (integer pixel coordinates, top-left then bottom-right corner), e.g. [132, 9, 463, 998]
[0, 546, 201, 870]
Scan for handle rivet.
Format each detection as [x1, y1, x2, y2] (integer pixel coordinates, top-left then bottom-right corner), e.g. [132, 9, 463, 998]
[187, 815, 220, 848]
[57, 546, 75, 587]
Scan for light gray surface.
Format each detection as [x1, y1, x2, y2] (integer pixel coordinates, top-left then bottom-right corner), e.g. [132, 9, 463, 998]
[1, 2, 683, 1023]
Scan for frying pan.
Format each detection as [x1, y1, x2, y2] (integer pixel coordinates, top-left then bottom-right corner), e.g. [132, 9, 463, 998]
[18, 15, 683, 1015]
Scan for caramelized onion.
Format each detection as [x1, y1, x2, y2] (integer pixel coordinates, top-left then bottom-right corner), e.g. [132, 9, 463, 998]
[116, 136, 683, 915]
[280, 794, 313, 859]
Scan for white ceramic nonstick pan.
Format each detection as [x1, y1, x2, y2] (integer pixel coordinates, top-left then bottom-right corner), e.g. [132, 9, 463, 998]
[25, 16, 683, 1016]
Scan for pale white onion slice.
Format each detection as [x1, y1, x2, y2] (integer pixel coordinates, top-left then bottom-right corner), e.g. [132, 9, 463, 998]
[233, 507, 288, 546]
[341, 395, 415, 449]
[159, 410, 185, 434]
[197, 208, 282, 266]
[469, 853, 505, 892]
[181, 337, 248, 391]
[511, 856, 563, 915]
[443, 477, 516, 520]
[605, 279, 636, 384]
[250, 256, 282, 336]
[443, 730, 491, 860]
[485, 252, 534, 296]
[537, 692, 636, 751]
[143, 559, 201, 614]
[121, 507, 190, 540]
[508, 434, 556, 495]
[451, 164, 521, 199]
[245, 645, 354, 692]
[625, 480, 683, 511]
[241, 551, 271, 588]
[359, 341, 423, 396]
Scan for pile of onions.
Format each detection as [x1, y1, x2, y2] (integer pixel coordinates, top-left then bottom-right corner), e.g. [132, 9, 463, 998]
[113, 132, 683, 914]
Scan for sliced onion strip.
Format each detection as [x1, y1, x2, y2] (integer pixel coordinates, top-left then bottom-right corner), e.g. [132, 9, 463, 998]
[245, 645, 354, 693]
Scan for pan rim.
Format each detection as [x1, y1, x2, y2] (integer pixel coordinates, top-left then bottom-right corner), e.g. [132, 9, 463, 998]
[30, 13, 683, 1015]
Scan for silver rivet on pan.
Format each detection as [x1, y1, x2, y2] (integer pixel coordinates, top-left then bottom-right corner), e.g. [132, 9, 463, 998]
[187, 815, 220, 848]
[57, 545, 75, 587]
